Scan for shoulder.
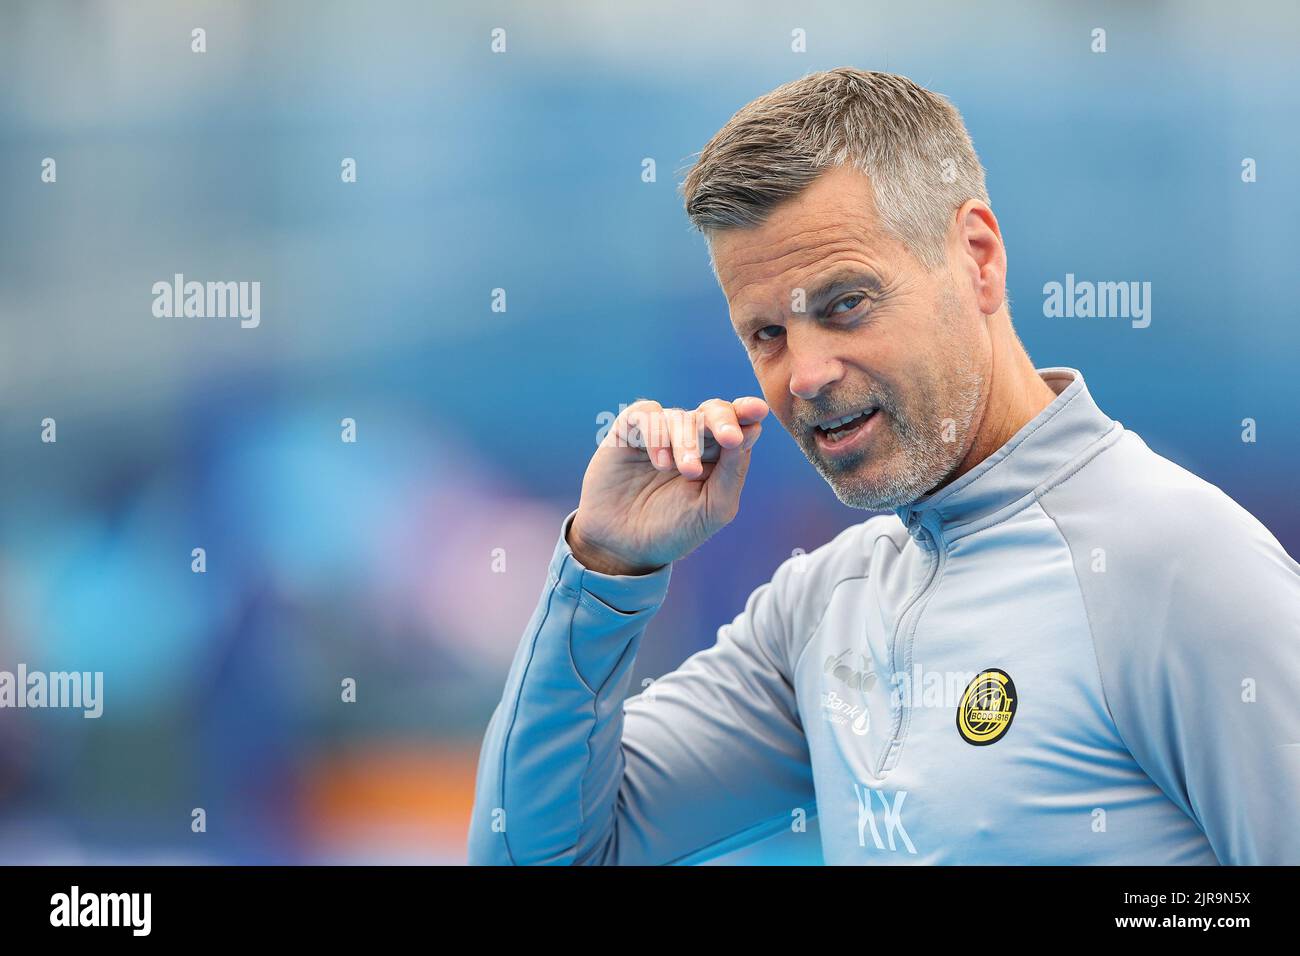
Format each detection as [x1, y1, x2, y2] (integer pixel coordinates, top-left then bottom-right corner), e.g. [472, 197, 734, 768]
[1042, 427, 1294, 576]
[1039, 426, 1300, 664]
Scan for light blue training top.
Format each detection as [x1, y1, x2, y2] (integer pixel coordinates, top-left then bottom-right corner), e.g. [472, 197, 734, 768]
[467, 367, 1300, 864]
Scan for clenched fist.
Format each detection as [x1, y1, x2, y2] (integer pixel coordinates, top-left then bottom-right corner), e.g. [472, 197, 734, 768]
[567, 397, 769, 575]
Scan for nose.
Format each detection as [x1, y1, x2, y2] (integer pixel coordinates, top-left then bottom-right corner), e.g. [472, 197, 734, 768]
[787, 328, 845, 400]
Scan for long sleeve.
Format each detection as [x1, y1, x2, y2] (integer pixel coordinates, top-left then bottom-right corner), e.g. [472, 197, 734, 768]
[1047, 466, 1300, 865]
[1134, 515, 1300, 865]
[466, 510, 817, 865]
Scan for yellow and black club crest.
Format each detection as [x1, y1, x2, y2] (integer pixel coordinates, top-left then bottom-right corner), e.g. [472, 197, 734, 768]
[957, 668, 1017, 745]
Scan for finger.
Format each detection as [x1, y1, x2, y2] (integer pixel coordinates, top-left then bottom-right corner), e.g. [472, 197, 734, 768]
[697, 398, 744, 450]
[731, 396, 770, 426]
[665, 407, 705, 480]
[685, 421, 760, 477]
[606, 399, 661, 452]
[607, 400, 675, 470]
[629, 405, 675, 470]
[707, 422, 762, 508]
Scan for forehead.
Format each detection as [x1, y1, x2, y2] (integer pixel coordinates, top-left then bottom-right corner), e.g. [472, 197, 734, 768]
[711, 165, 905, 313]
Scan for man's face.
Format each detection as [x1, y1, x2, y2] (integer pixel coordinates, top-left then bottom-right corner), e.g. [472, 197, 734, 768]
[712, 164, 991, 510]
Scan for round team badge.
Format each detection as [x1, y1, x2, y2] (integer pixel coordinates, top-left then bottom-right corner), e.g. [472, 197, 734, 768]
[956, 668, 1017, 745]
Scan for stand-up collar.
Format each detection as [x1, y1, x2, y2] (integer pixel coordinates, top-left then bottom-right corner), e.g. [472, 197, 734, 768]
[892, 367, 1119, 548]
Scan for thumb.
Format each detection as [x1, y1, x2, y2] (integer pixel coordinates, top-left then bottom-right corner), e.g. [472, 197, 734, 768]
[705, 423, 761, 515]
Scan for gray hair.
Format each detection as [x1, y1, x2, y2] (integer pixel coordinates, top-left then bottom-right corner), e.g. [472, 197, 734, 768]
[680, 68, 990, 271]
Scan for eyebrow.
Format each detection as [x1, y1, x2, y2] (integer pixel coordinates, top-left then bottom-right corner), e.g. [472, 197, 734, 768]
[736, 268, 886, 336]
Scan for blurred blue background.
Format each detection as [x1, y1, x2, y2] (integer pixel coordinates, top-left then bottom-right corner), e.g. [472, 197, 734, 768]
[0, 0, 1295, 864]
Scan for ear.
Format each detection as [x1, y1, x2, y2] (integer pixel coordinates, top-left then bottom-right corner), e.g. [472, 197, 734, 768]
[950, 200, 1006, 316]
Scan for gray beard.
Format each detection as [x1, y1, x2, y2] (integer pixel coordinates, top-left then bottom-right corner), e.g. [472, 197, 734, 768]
[801, 357, 982, 511]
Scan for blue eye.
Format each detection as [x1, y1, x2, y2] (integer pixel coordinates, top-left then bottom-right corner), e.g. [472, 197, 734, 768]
[832, 293, 866, 315]
[755, 325, 784, 342]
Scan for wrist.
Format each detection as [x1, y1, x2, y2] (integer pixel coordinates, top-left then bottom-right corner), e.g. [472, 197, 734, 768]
[567, 519, 665, 577]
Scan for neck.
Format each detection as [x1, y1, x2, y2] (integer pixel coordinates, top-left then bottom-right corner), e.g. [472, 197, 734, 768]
[936, 310, 1058, 493]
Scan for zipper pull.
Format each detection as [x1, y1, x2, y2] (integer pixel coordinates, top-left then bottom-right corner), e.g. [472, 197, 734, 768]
[905, 511, 936, 551]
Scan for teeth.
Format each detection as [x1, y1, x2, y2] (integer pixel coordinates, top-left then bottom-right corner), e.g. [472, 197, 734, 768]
[819, 408, 875, 431]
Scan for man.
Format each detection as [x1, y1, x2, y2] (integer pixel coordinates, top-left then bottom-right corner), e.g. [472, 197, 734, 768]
[466, 68, 1300, 865]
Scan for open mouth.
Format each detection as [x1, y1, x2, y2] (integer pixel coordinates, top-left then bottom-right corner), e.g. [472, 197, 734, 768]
[814, 407, 878, 445]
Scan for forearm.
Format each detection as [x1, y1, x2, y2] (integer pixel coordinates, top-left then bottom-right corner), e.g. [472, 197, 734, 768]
[466, 511, 672, 865]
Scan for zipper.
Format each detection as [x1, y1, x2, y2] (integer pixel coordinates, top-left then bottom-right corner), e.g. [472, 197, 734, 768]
[876, 514, 945, 775]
